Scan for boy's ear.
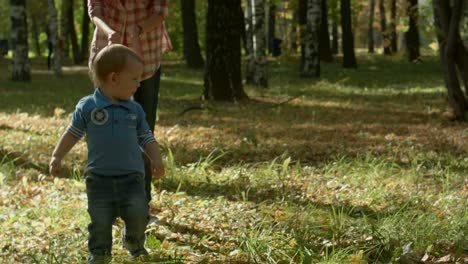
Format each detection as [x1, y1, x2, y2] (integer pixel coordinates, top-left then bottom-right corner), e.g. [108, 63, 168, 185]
[107, 72, 118, 82]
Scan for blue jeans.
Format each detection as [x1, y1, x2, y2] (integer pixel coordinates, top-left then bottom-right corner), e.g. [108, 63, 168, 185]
[85, 173, 148, 259]
[133, 68, 161, 202]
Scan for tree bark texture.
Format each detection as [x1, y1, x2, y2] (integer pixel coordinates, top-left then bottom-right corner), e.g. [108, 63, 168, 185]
[10, 0, 31, 81]
[80, 0, 90, 63]
[405, 0, 420, 61]
[368, 0, 375, 53]
[319, 0, 332, 62]
[245, 0, 268, 87]
[379, 0, 392, 55]
[181, 0, 205, 68]
[204, 0, 247, 101]
[303, 0, 321, 77]
[340, 0, 357, 68]
[390, 0, 397, 52]
[331, 19, 338, 54]
[267, 3, 276, 54]
[433, 0, 468, 120]
[48, 0, 62, 77]
[68, 0, 80, 64]
[60, 0, 71, 58]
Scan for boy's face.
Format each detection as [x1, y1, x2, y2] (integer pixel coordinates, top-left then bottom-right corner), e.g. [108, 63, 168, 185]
[107, 59, 143, 101]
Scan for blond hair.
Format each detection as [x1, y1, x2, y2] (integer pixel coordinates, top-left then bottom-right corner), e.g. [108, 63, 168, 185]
[90, 44, 143, 86]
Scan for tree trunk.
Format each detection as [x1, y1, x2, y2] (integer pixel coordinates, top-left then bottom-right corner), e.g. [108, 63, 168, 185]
[340, 0, 357, 68]
[331, 19, 338, 54]
[80, 0, 90, 63]
[181, 0, 204, 68]
[60, 0, 70, 59]
[390, 0, 397, 52]
[245, 0, 268, 87]
[68, 0, 80, 64]
[379, 0, 392, 55]
[10, 0, 31, 81]
[267, 3, 276, 54]
[433, 0, 468, 120]
[48, 0, 62, 77]
[204, 0, 247, 101]
[368, 0, 375, 53]
[31, 15, 41, 56]
[302, 0, 321, 77]
[299, 0, 307, 69]
[245, 0, 254, 83]
[405, 0, 420, 61]
[319, 0, 332, 62]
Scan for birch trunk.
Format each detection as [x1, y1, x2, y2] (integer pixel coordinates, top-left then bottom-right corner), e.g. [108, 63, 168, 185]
[302, 0, 321, 77]
[245, 0, 268, 87]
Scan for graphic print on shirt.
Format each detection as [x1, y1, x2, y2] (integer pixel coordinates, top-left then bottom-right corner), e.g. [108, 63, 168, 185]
[90, 108, 109, 125]
[126, 113, 138, 128]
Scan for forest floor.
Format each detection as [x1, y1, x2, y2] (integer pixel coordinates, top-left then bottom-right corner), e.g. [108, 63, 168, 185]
[0, 54, 466, 263]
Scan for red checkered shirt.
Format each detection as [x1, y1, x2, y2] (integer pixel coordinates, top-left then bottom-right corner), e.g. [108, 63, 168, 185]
[88, 0, 172, 80]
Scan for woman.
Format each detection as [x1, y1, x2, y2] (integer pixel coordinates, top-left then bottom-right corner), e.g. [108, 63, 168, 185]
[88, 0, 171, 203]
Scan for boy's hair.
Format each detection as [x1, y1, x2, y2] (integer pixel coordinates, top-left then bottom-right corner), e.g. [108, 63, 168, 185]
[90, 44, 143, 86]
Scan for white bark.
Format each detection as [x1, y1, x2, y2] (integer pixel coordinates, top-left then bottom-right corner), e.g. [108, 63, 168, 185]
[302, 0, 321, 77]
[246, 0, 268, 87]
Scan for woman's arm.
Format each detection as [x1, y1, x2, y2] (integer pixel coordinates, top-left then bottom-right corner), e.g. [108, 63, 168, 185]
[88, 0, 120, 44]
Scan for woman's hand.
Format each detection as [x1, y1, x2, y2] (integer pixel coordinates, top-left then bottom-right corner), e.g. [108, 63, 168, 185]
[107, 31, 121, 45]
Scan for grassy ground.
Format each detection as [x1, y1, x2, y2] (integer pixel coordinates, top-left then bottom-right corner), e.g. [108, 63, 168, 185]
[0, 54, 466, 263]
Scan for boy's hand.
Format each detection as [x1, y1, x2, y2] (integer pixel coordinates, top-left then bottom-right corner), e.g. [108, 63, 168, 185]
[49, 157, 62, 177]
[151, 160, 165, 179]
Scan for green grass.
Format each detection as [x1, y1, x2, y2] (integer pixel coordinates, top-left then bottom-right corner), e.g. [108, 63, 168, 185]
[0, 54, 467, 263]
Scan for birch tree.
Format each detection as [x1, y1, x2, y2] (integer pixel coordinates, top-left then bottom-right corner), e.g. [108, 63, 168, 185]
[245, 0, 268, 87]
[302, 0, 321, 77]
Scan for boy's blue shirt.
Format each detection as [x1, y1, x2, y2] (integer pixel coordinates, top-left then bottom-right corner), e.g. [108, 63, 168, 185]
[67, 88, 156, 176]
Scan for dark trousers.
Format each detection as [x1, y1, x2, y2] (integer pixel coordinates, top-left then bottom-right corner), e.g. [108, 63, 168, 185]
[133, 68, 161, 202]
[85, 173, 148, 258]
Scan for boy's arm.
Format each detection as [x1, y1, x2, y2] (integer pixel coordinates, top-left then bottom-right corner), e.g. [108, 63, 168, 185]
[49, 132, 80, 176]
[143, 141, 165, 179]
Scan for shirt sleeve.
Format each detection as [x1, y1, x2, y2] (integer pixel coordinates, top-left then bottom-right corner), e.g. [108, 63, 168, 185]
[153, 0, 168, 18]
[136, 105, 156, 147]
[88, 0, 103, 18]
[66, 102, 87, 140]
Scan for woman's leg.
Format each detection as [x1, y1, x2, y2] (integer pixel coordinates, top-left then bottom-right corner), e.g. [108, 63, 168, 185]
[133, 68, 161, 202]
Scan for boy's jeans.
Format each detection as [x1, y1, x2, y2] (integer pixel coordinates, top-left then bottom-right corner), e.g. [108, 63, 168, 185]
[133, 68, 161, 203]
[85, 173, 149, 259]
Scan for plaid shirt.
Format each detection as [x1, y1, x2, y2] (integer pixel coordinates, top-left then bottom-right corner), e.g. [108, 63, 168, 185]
[88, 0, 172, 80]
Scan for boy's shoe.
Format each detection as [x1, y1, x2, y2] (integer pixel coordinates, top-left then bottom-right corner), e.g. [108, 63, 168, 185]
[87, 254, 111, 264]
